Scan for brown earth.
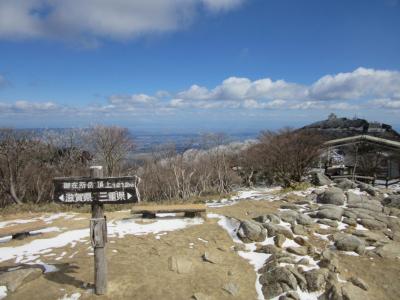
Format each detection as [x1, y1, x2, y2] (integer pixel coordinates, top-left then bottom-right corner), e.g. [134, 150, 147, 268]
[1, 191, 400, 300]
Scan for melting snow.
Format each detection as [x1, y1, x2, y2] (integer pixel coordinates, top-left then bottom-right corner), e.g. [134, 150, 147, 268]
[0, 286, 7, 300]
[60, 292, 81, 300]
[108, 217, 203, 238]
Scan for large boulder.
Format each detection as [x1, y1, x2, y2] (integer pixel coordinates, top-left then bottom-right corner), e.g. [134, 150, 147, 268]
[382, 195, 400, 209]
[334, 234, 365, 255]
[278, 210, 298, 223]
[260, 266, 298, 299]
[296, 213, 313, 225]
[312, 172, 332, 186]
[335, 178, 357, 191]
[263, 223, 294, 239]
[237, 220, 267, 243]
[348, 202, 383, 213]
[317, 187, 345, 206]
[316, 207, 344, 221]
[357, 182, 378, 196]
[358, 218, 386, 230]
[253, 213, 281, 224]
[304, 268, 329, 292]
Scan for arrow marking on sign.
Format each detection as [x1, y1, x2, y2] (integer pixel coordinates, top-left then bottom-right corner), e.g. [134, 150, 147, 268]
[59, 194, 64, 201]
[127, 193, 132, 200]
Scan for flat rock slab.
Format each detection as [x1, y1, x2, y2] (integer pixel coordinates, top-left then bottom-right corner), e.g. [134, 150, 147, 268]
[168, 256, 193, 274]
[0, 267, 43, 292]
[374, 242, 400, 259]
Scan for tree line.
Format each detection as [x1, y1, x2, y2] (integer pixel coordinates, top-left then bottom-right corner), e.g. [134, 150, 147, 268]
[0, 126, 325, 207]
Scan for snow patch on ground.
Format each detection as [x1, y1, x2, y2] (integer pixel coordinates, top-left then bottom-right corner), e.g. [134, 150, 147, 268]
[355, 224, 368, 231]
[0, 286, 7, 300]
[207, 186, 281, 208]
[108, 217, 203, 238]
[59, 292, 81, 300]
[0, 228, 88, 263]
[313, 233, 330, 241]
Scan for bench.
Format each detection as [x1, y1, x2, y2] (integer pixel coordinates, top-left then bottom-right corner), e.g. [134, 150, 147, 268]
[131, 204, 206, 218]
[0, 220, 48, 240]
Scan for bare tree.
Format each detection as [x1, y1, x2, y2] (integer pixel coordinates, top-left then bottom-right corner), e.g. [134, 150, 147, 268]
[0, 129, 35, 204]
[87, 125, 135, 176]
[248, 129, 323, 187]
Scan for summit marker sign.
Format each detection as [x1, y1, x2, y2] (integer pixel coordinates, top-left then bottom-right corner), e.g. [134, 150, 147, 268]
[53, 176, 139, 204]
[53, 167, 140, 295]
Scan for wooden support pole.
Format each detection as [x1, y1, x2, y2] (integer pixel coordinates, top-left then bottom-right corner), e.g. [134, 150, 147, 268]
[90, 166, 107, 295]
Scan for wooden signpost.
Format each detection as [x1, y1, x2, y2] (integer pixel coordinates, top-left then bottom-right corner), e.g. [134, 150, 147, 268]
[53, 166, 140, 295]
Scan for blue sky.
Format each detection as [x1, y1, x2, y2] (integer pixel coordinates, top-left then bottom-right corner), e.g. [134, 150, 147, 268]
[0, 0, 400, 133]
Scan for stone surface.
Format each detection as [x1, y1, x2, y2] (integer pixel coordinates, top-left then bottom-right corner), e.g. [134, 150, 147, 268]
[192, 293, 210, 300]
[254, 214, 281, 224]
[279, 291, 300, 300]
[222, 282, 239, 296]
[0, 267, 43, 292]
[312, 172, 332, 186]
[260, 267, 298, 299]
[342, 217, 357, 226]
[382, 195, 400, 209]
[335, 178, 357, 190]
[255, 244, 281, 255]
[296, 213, 313, 225]
[292, 224, 307, 235]
[317, 187, 345, 206]
[274, 234, 286, 248]
[263, 223, 294, 239]
[349, 277, 369, 291]
[286, 246, 308, 256]
[357, 182, 377, 196]
[237, 220, 267, 243]
[317, 219, 338, 227]
[168, 256, 193, 274]
[358, 218, 386, 230]
[374, 242, 400, 258]
[202, 251, 222, 264]
[278, 210, 299, 223]
[304, 268, 329, 291]
[317, 207, 344, 221]
[334, 235, 365, 255]
[348, 202, 383, 213]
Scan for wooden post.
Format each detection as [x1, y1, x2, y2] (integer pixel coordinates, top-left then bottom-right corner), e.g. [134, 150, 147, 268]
[90, 166, 107, 295]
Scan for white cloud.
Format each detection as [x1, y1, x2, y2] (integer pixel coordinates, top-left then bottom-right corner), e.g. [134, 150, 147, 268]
[0, 100, 58, 113]
[370, 98, 400, 109]
[1, 67, 399, 117]
[309, 67, 400, 101]
[0, 0, 245, 45]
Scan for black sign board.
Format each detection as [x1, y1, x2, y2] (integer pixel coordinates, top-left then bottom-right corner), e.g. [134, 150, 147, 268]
[53, 176, 139, 204]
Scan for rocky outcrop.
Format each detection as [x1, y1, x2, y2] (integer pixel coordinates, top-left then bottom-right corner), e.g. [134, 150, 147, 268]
[382, 195, 400, 209]
[335, 178, 357, 190]
[334, 234, 365, 255]
[312, 172, 332, 186]
[317, 187, 345, 206]
[237, 220, 267, 243]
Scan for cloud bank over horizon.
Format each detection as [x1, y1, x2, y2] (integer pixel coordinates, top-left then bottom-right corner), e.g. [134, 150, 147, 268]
[1, 67, 399, 121]
[0, 0, 245, 46]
